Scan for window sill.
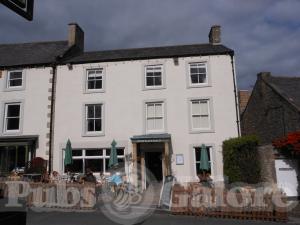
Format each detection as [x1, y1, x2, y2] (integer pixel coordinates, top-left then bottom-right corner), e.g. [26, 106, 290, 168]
[189, 129, 215, 134]
[143, 86, 166, 91]
[1, 131, 22, 136]
[3, 87, 25, 92]
[187, 84, 211, 89]
[82, 132, 105, 137]
[84, 89, 105, 94]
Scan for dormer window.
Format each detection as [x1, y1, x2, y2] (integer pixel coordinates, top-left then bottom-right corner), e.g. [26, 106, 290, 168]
[7, 71, 23, 89]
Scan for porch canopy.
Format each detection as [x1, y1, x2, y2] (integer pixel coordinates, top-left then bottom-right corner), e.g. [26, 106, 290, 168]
[130, 133, 171, 143]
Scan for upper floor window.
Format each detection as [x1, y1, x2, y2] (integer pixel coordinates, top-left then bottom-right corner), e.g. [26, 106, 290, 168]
[189, 63, 207, 86]
[145, 65, 163, 88]
[86, 69, 104, 91]
[7, 71, 23, 89]
[146, 102, 164, 132]
[85, 104, 103, 134]
[190, 99, 211, 130]
[4, 103, 21, 132]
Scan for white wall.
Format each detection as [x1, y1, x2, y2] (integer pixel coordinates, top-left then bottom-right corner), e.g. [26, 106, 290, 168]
[54, 55, 239, 182]
[0, 67, 52, 159]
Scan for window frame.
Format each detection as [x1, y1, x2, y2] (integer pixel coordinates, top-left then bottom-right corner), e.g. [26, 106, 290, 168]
[188, 97, 214, 133]
[64, 148, 125, 174]
[84, 67, 105, 93]
[82, 103, 105, 137]
[192, 145, 213, 179]
[2, 102, 23, 134]
[145, 100, 166, 133]
[143, 64, 166, 90]
[186, 61, 211, 88]
[5, 70, 25, 91]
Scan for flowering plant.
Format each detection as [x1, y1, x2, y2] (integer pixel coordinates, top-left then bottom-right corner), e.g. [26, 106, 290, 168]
[272, 131, 300, 157]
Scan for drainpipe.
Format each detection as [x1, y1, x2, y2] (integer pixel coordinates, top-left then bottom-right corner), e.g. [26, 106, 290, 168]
[48, 64, 57, 174]
[230, 54, 241, 136]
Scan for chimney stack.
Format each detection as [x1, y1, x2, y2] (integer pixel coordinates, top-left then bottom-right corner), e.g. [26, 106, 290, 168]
[209, 25, 221, 45]
[68, 23, 84, 52]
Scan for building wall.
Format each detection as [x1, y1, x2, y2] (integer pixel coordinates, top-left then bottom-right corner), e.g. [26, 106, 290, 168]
[54, 55, 239, 183]
[0, 67, 52, 159]
[241, 74, 300, 144]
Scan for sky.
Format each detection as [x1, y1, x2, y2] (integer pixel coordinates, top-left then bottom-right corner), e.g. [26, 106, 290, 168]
[0, 0, 300, 89]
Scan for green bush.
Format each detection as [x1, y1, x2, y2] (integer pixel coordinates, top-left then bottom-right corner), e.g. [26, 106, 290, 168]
[223, 135, 261, 184]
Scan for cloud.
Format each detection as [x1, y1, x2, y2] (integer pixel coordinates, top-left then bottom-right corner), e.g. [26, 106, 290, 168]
[0, 0, 299, 89]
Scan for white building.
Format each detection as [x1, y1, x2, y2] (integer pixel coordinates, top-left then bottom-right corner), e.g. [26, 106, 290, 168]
[0, 24, 239, 186]
[53, 24, 240, 185]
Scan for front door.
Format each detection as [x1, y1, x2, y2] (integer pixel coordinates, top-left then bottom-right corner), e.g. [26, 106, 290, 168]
[145, 151, 163, 182]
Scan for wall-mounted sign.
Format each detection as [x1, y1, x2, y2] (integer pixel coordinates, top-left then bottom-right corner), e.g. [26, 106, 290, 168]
[176, 154, 184, 165]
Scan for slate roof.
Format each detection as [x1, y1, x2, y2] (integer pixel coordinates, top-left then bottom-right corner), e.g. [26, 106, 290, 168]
[63, 43, 234, 64]
[0, 41, 69, 68]
[264, 75, 300, 111]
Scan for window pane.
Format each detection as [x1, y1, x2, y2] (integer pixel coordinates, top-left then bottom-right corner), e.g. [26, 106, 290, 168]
[147, 104, 155, 118]
[85, 159, 103, 172]
[10, 72, 22, 79]
[73, 150, 82, 156]
[191, 101, 200, 115]
[117, 149, 124, 155]
[155, 104, 163, 117]
[198, 74, 207, 83]
[70, 159, 83, 173]
[6, 118, 20, 130]
[192, 116, 201, 129]
[147, 119, 155, 130]
[87, 106, 94, 118]
[106, 149, 110, 156]
[87, 119, 94, 131]
[88, 81, 95, 89]
[87, 70, 95, 77]
[191, 74, 199, 84]
[94, 119, 102, 131]
[155, 118, 163, 130]
[95, 105, 102, 118]
[200, 116, 210, 128]
[10, 79, 22, 87]
[190, 67, 198, 74]
[95, 80, 102, 89]
[198, 67, 206, 73]
[7, 105, 20, 117]
[200, 101, 209, 115]
[146, 77, 154, 86]
[86, 149, 103, 156]
[154, 77, 162, 86]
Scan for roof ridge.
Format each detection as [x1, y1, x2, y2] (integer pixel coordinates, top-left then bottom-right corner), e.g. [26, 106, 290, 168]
[269, 75, 300, 79]
[0, 40, 67, 46]
[82, 43, 219, 54]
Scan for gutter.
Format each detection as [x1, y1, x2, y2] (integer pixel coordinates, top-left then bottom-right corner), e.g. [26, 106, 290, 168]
[230, 53, 241, 136]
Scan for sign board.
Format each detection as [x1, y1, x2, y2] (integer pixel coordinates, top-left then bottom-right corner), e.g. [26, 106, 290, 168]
[159, 175, 175, 209]
[1, 0, 34, 21]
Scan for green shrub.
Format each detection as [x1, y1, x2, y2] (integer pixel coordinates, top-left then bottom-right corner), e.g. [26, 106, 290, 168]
[223, 135, 261, 184]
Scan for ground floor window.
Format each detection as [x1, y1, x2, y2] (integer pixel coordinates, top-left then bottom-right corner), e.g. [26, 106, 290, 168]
[68, 148, 125, 174]
[0, 145, 31, 174]
[194, 146, 211, 175]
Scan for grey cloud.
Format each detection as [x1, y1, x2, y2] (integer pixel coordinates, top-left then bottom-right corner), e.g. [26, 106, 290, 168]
[0, 0, 299, 89]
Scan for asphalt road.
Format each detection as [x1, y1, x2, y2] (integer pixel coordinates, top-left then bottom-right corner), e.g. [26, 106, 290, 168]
[25, 210, 299, 225]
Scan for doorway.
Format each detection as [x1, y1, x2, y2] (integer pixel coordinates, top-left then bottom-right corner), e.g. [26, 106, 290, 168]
[145, 151, 163, 182]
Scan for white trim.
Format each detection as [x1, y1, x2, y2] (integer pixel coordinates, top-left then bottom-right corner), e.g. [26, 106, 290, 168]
[4, 70, 26, 92]
[142, 63, 166, 91]
[1, 100, 24, 135]
[144, 100, 167, 134]
[82, 102, 105, 137]
[187, 97, 215, 133]
[83, 67, 106, 94]
[186, 60, 211, 88]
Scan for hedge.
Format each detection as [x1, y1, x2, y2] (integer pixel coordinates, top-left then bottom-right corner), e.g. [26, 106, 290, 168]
[223, 135, 261, 184]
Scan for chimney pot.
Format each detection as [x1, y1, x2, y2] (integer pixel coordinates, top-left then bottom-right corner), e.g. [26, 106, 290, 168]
[68, 23, 84, 52]
[209, 25, 221, 45]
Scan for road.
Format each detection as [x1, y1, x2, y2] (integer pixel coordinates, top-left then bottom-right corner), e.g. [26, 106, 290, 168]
[26, 210, 299, 225]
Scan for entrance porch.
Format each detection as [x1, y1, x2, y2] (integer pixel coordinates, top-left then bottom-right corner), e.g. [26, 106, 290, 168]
[131, 134, 171, 190]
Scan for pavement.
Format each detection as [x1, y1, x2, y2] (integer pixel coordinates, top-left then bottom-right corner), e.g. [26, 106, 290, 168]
[24, 210, 300, 225]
